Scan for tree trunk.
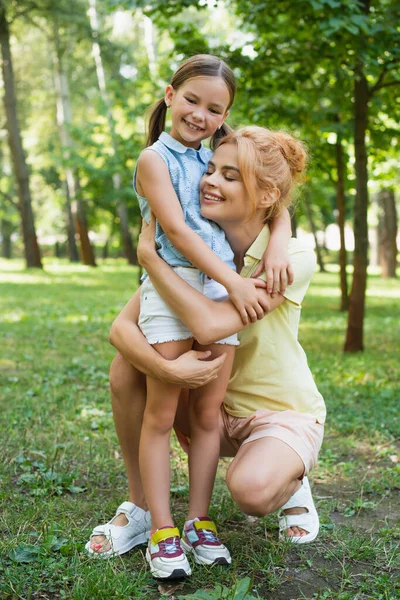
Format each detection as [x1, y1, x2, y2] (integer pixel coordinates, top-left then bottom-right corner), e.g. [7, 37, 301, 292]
[53, 24, 96, 266]
[72, 176, 97, 265]
[64, 182, 80, 262]
[344, 66, 369, 352]
[88, 0, 136, 265]
[0, 8, 42, 268]
[304, 191, 325, 272]
[377, 189, 397, 278]
[336, 131, 349, 310]
[1, 218, 12, 258]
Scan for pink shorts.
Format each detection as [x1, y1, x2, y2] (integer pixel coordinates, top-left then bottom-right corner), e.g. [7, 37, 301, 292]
[175, 406, 324, 476]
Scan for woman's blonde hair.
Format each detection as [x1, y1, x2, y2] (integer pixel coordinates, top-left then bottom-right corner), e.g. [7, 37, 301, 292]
[217, 126, 307, 221]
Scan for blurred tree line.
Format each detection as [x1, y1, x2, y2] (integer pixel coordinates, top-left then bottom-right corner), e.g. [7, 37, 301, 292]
[0, 0, 399, 351]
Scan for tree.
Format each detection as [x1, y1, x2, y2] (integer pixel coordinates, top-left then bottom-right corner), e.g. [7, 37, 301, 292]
[376, 189, 397, 278]
[52, 19, 96, 266]
[0, 1, 42, 268]
[87, 0, 136, 264]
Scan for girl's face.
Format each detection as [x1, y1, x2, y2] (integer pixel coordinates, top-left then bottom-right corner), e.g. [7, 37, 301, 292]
[165, 77, 230, 149]
[200, 143, 256, 226]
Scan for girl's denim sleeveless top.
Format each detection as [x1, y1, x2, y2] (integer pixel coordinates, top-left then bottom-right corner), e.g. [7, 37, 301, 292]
[134, 132, 235, 271]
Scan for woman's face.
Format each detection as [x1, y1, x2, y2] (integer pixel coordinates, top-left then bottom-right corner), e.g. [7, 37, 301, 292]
[200, 143, 254, 226]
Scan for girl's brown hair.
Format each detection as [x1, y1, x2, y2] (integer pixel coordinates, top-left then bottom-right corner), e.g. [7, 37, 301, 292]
[146, 54, 236, 149]
[218, 126, 307, 221]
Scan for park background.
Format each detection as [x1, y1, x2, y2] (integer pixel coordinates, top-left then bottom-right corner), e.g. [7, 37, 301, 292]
[0, 1, 399, 599]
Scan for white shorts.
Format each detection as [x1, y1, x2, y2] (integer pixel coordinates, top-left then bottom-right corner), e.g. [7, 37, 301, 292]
[139, 266, 239, 346]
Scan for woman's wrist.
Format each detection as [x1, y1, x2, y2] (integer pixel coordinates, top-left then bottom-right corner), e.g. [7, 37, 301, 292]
[153, 353, 177, 384]
[138, 244, 158, 270]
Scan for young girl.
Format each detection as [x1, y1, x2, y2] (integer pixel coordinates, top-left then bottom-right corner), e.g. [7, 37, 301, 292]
[135, 55, 291, 579]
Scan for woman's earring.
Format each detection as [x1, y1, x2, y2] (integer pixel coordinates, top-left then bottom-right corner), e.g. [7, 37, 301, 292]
[165, 101, 170, 108]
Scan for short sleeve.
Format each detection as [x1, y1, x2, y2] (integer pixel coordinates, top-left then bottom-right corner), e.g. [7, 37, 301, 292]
[282, 242, 317, 306]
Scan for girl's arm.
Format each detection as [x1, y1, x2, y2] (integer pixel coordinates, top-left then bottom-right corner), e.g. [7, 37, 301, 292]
[137, 151, 266, 324]
[109, 289, 227, 388]
[252, 208, 294, 296]
[137, 218, 285, 346]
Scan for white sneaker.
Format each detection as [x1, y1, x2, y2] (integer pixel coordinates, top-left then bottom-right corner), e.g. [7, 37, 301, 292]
[85, 501, 152, 558]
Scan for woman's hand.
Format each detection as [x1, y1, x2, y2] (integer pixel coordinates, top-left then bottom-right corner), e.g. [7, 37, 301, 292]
[160, 350, 227, 388]
[137, 213, 157, 267]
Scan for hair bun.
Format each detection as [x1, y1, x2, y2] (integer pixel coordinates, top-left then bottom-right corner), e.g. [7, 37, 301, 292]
[276, 133, 307, 179]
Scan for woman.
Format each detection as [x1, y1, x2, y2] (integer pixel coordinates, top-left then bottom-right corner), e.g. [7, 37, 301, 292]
[86, 126, 326, 565]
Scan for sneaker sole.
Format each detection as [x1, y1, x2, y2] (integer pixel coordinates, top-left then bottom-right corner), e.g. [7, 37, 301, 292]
[181, 539, 231, 566]
[145, 548, 191, 579]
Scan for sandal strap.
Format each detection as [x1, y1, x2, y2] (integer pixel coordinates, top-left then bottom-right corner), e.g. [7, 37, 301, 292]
[89, 524, 110, 540]
[115, 501, 137, 517]
[279, 513, 311, 532]
[279, 477, 313, 512]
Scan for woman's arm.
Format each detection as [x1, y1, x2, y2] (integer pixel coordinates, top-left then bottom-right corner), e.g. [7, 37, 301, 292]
[137, 220, 285, 346]
[109, 289, 227, 388]
[137, 151, 266, 324]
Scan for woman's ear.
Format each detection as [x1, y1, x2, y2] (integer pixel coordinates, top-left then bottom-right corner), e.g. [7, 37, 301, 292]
[260, 188, 280, 208]
[164, 85, 174, 107]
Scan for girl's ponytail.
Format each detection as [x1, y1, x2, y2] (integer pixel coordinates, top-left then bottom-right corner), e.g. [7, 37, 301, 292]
[146, 99, 167, 147]
[210, 122, 233, 151]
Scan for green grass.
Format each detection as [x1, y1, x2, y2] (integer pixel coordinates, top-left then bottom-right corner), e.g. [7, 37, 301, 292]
[0, 259, 399, 600]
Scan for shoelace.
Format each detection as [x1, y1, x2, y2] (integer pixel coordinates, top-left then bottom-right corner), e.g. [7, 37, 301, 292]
[198, 528, 219, 544]
[160, 537, 181, 555]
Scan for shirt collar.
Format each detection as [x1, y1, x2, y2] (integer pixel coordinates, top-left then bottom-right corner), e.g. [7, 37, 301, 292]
[245, 225, 271, 261]
[159, 132, 210, 164]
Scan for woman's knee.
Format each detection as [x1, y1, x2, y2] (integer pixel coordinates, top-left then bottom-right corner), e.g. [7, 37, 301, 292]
[109, 354, 144, 396]
[227, 469, 280, 517]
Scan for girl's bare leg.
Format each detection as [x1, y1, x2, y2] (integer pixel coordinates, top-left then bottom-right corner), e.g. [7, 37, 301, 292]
[90, 353, 147, 552]
[226, 437, 308, 536]
[187, 344, 235, 520]
[139, 339, 193, 533]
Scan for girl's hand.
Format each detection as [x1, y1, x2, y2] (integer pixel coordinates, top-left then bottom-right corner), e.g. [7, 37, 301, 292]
[227, 276, 268, 325]
[252, 245, 294, 297]
[137, 213, 157, 267]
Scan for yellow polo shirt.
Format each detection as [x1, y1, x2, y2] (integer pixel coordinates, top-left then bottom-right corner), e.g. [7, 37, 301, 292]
[224, 226, 326, 424]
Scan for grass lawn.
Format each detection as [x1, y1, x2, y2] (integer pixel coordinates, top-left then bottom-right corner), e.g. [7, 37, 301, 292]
[0, 258, 399, 600]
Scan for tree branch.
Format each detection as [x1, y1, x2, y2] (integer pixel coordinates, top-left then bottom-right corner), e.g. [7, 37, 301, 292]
[372, 79, 400, 93]
[0, 189, 18, 208]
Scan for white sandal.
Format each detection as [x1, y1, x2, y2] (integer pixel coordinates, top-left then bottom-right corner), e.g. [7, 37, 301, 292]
[85, 501, 152, 558]
[277, 476, 319, 544]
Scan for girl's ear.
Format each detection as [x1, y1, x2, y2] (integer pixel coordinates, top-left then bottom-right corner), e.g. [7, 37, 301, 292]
[164, 85, 174, 107]
[219, 110, 229, 128]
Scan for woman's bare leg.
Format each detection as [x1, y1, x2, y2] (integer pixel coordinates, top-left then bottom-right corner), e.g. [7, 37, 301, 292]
[139, 339, 193, 533]
[187, 344, 235, 520]
[226, 437, 309, 536]
[90, 353, 147, 552]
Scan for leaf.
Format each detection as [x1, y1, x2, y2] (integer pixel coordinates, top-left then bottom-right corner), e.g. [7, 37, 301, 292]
[50, 537, 69, 551]
[67, 485, 86, 494]
[10, 544, 40, 563]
